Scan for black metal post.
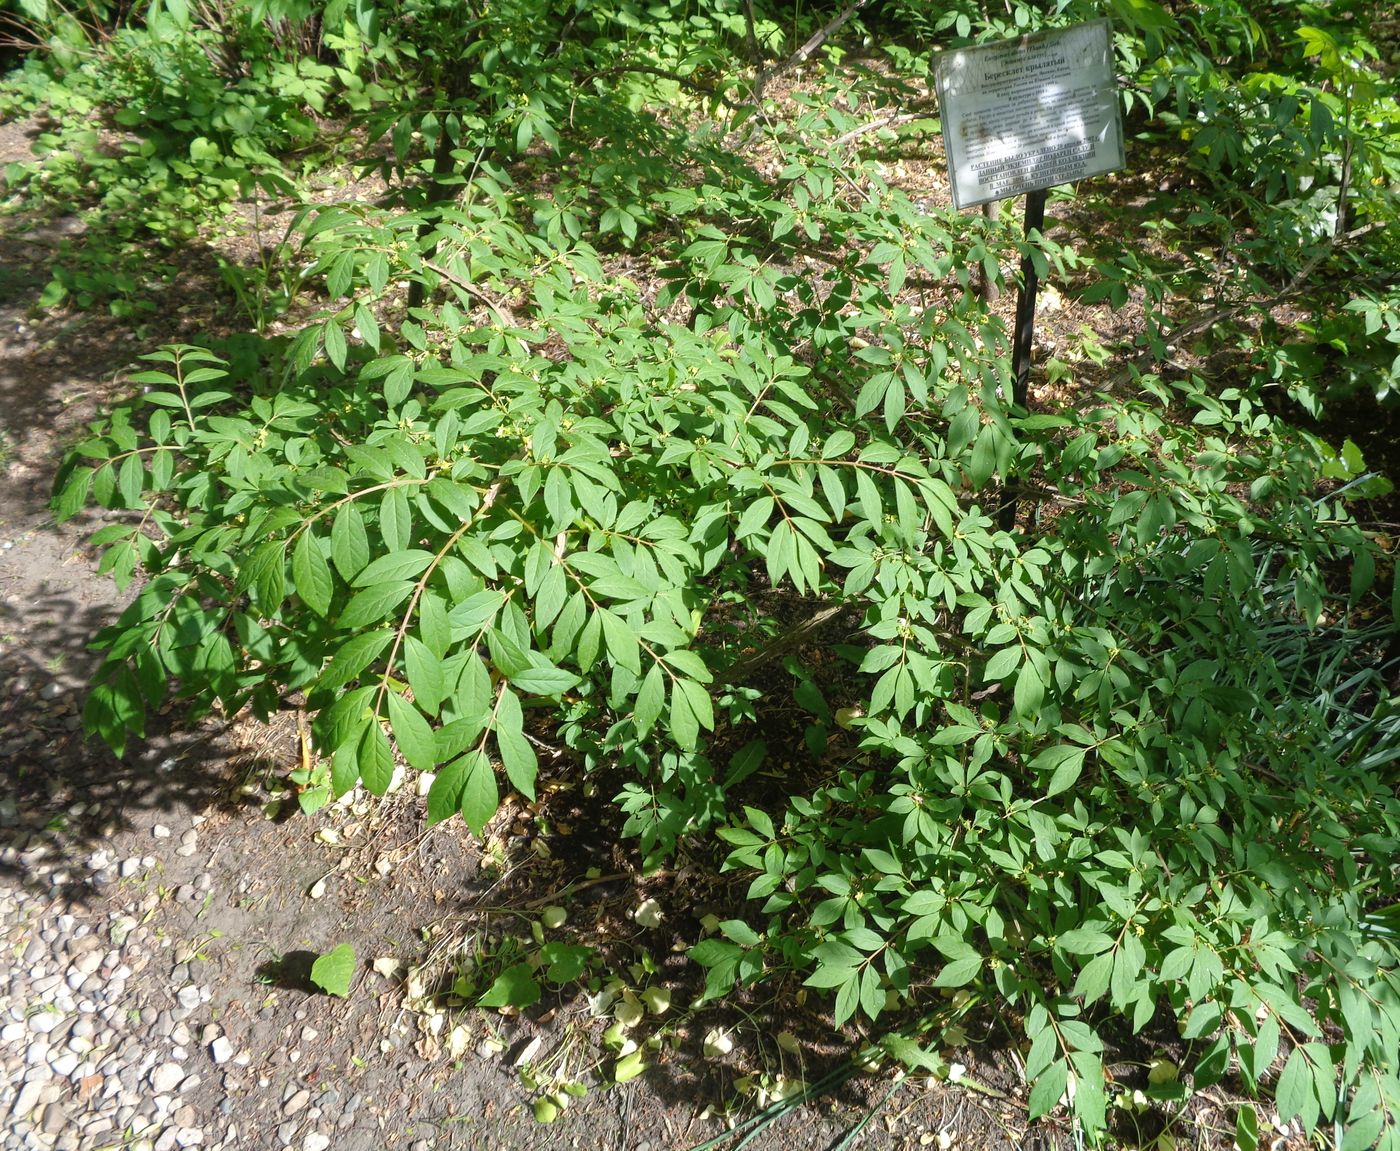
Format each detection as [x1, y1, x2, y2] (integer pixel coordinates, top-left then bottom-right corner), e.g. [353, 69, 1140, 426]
[999, 187, 1047, 531]
[1011, 188, 1046, 409]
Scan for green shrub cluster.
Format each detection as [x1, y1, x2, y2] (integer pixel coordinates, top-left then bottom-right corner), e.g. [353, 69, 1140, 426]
[19, 0, 1400, 1144]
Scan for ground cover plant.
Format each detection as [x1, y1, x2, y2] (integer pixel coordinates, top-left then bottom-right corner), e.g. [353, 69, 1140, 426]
[7, 0, 1400, 1144]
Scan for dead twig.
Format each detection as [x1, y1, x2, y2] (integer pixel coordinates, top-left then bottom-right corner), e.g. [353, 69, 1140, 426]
[1111, 220, 1388, 387]
[776, 0, 876, 76]
[719, 604, 844, 684]
[578, 64, 744, 109]
[832, 110, 932, 147]
[420, 260, 523, 330]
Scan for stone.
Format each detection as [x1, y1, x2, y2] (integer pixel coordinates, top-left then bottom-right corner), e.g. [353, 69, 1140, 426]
[40, 1102, 67, 1135]
[11, 1077, 43, 1117]
[150, 1063, 185, 1095]
[210, 1038, 234, 1065]
[283, 1088, 310, 1116]
[70, 951, 102, 978]
[28, 1013, 64, 1035]
[49, 1053, 79, 1079]
[303, 1135, 330, 1151]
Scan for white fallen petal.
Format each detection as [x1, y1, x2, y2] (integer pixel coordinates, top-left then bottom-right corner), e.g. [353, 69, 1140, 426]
[514, 1036, 543, 1067]
[703, 1028, 734, 1059]
[614, 997, 645, 1029]
[1147, 1058, 1178, 1085]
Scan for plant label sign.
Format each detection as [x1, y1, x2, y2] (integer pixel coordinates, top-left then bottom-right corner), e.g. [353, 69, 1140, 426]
[936, 20, 1125, 210]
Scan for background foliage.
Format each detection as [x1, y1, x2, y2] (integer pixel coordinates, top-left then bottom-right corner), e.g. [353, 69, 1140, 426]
[7, 0, 1400, 1144]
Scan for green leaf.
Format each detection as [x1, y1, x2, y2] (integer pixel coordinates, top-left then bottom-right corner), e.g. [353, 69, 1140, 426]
[309, 943, 356, 997]
[736, 496, 774, 540]
[354, 303, 381, 352]
[539, 942, 591, 983]
[881, 1034, 946, 1074]
[984, 645, 1021, 680]
[354, 549, 435, 586]
[117, 453, 144, 507]
[933, 951, 982, 988]
[351, 716, 392, 793]
[822, 430, 856, 459]
[1032, 745, 1087, 798]
[323, 319, 347, 371]
[459, 750, 499, 836]
[1274, 1047, 1312, 1127]
[1057, 929, 1114, 956]
[427, 755, 467, 825]
[1028, 1056, 1068, 1119]
[1013, 661, 1044, 717]
[1069, 1050, 1107, 1133]
[338, 581, 413, 630]
[477, 962, 541, 1009]
[634, 663, 665, 737]
[292, 531, 334, 617]
[969, 423, 997, 488]
[661, 648, 713, 683]
[380, 487, 411, 552]
[53, 466, 93, 523]
[507, 659, 580, 696]
[1235, 1104, 1259, 1151]
[404, 635, 446, 716]
[614, 1050, 646, 1083]
[331, 502, 371, 580]
[1073, 952, 1113, 1004]
[419, 592, 451, 659]
[669, 677, 713, 750]
[600, 609, 641, 674]
[493, 686, 538, 801]
[387, 691, 437, 772]
[805, 963, 858, 989]
[318, 629, 393, 693]
[243, 539, 287, 614]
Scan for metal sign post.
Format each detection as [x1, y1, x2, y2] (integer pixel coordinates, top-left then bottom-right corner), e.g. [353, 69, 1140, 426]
[1011, 188, 1047, 413]
[1001, 188, 1047, 528]
[935, 20, 1125, 529]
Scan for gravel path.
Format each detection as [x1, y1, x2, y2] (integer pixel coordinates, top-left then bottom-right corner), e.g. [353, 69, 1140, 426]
[0, 803, 386, 1151]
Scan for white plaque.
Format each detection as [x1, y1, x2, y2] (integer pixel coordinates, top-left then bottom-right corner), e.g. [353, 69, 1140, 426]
[936, 20, 1125, 210]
